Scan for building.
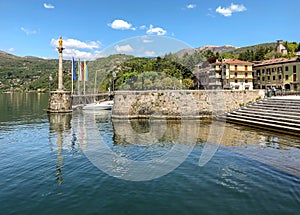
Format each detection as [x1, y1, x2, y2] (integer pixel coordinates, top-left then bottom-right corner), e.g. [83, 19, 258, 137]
[276, 40, 288, 55]
[253, 57, 300, 91]
[208, 63, 222, 89]
[211, 59, 253, 90]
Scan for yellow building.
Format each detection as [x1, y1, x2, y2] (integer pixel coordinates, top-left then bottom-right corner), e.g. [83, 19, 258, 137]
[253, 57, 300, 91]
[212, 59, 253, 90]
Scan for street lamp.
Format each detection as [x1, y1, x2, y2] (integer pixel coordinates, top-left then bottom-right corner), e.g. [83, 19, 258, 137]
[49, 74, 53, 92]
[112, 71, 116, 92]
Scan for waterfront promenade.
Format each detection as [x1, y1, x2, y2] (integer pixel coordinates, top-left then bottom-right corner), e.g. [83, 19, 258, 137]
[221, 95, 300, 135]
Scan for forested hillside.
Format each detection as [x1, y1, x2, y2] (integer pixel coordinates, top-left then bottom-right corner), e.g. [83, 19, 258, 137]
[1, 40, 299, 92]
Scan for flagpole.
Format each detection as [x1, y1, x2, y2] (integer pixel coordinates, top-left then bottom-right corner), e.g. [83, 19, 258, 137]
[77, 59, 80, 95]
[71, 73, 74, 94]
[83, 60, 86, 104]
[71, 58, 74, 95]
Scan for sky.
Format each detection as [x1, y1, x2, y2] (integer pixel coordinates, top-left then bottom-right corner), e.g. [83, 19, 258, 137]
[0, 0, 299, 60]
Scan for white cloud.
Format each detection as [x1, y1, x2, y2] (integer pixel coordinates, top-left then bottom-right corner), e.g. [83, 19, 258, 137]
[21, 27, 37, 35]
[50, 38, 101, 50]
[8, 48, 15, 52]
[187, 4, 196, 9]
[50, 38, 102, 60]
[63, 49, 93, 60]
[43, 3, 55, 9]
[141, 36, 153, 43]
[146, 25, 167, 36]
[115, 44, 134, 53]
[108, 19, 136, 30]
[144, 51, 156, 57]
[143, 39, 153, 43]
[216, 3, 247, 17]
[139, 25, 147, 30]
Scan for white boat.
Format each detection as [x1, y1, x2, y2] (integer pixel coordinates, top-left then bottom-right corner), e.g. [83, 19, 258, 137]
[83, 100, 114, 110]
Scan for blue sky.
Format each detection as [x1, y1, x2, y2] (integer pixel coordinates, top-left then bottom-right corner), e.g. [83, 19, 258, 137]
[0, 0, 299, 60]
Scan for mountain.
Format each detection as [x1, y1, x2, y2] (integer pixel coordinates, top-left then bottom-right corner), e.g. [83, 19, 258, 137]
[174, 45, 238, 58]
[197, 45, 237, 54]
[0, 51, 67, 92]
[229, 42, 277, 55]
[0, 51, 134, 92]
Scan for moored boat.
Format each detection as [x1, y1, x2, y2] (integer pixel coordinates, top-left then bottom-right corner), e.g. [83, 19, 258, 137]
[82, 100, 114, 110]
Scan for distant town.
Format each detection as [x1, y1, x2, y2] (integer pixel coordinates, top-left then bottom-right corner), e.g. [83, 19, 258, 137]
[196, 40, 300, 92]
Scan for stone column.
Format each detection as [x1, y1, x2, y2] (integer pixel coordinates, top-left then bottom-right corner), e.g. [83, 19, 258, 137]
[57, 36, 64, 90]
[48, 37, 72, 113]
[58, 51, 63, 90]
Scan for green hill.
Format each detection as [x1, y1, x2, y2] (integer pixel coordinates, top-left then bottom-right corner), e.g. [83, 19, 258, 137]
[0, 52, 133, 93]
[0, 51, 70, 92]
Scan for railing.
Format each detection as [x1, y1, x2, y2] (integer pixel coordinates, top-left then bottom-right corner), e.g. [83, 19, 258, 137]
[72, 92, 110, 106]
[274, 90, 300, 96]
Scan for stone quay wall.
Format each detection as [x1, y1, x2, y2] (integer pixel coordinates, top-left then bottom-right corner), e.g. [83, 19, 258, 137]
[112, 90, 265, 119]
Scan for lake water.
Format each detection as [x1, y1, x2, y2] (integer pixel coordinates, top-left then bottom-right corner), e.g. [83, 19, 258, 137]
[0, 93, 299, 215]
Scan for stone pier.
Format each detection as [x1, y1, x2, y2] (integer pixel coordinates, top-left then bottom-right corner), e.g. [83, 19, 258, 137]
[112, 90, 265, 119]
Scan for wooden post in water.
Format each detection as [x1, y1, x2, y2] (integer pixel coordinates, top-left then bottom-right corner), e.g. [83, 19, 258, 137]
[47, 37, 72, 113]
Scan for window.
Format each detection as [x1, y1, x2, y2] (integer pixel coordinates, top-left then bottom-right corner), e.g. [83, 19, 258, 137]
[279, 75, 282, 81]
[258, 77, 260, 80]
[273, 76, 275, 80]
[285, 75, 289, 80]
[245, 80, 248, 83]
[262, 77, 265, 81]
[262, 69, 265, 74]
[267, 76, 270, 81]
[293, 65, 297, 73]
[293, 74, 297, 82]
[285, 66, 289, 71]
[234, 72, 237, 77]
[245, 72, 248, 77]
[235, 65, 238, 71]
[245, 65, 248, 71]
[235, 80, 238, 83]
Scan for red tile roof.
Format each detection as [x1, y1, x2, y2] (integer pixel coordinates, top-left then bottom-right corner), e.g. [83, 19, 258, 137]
[254, 57, 299, 67]
[214, 59, 252, 65]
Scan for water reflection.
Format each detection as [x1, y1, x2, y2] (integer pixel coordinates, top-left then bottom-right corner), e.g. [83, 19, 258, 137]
[48, 113, 72, 184]
[73, 110, 206, 181]
[105, 111, 300, 176]
[69, 108, 300, 180]
[0, 93, 48, 123]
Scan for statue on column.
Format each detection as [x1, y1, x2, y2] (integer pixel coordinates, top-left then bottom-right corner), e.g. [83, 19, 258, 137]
[59, 36, 63, 48]
[57, 36, 64, 53]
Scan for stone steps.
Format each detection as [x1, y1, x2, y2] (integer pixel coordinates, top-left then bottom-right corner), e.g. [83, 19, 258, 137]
[218, 96, 300, 135]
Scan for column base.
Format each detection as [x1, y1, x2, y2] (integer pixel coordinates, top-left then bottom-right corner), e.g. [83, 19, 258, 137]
[47, 90, 72, 113]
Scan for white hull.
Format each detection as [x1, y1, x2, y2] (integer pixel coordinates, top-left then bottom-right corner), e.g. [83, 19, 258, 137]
[82, 100, 114, 110]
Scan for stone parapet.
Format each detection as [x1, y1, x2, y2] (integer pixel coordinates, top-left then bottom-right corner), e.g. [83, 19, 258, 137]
[112, 90, 265, 119]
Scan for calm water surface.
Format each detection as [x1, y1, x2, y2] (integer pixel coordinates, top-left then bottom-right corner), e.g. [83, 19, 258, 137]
[0, 93, 299, 215]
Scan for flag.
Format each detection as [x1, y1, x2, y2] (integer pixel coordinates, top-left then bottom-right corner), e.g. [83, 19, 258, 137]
[84, 60, 88, 81]
[81, 61, 84, 81]
[72, 57, 76, 80]
[78, 59, 82, 81]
